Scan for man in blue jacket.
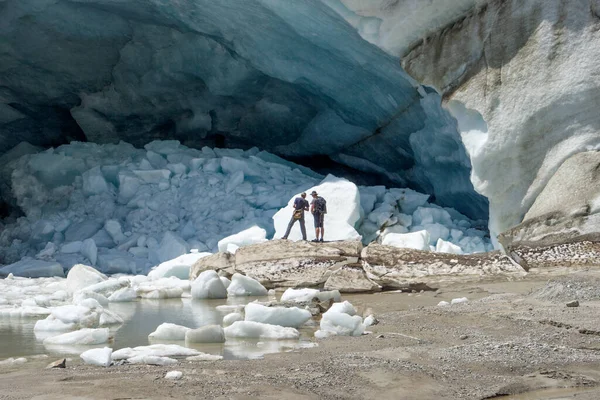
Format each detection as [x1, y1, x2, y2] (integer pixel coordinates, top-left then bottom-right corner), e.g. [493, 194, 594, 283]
[281, 192, 309, 240]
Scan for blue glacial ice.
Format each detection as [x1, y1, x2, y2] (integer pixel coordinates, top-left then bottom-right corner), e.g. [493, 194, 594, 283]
[0, 0, 487, 219]
[0, 140, 492, 278]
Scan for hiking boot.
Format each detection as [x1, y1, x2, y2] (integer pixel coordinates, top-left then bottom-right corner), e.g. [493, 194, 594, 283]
[311, 239, 319, 243]
[319, 238, 324, 242]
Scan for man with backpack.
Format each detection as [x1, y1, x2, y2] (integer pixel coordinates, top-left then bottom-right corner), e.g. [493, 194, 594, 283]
[281, 192, 309, 240]
[310, 191, 327, 242]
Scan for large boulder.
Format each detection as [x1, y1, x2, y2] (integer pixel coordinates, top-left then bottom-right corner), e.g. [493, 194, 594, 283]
[233, 240, 363, 289]
[189, 252, 235, 280]
[361, 243, 523, 290]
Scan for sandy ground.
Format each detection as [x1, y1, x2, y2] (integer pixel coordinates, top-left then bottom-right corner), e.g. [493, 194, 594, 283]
[3, 268, 600, 399]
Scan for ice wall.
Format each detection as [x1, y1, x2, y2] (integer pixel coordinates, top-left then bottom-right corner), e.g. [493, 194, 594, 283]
[0, 0, 487, 220]
[400, 0, 600, 239]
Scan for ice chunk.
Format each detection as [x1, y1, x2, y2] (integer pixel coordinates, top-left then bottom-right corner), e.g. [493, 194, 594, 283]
[273, 175, 362, 241]
[73, 290, 109, 307]
[80, 239, 98, 266]
[381, 230, 430, 251]
[0, 260, 64, 278]
[280, 288, 320, 303]
[66, 264, 107, 293]
[112, 344, 200, 360]
[186, 354, 223, 362]
[99, 310, 124, 326]
[156, 232, 190, 263]
[43, 328, 110, 345]
[328, 301, 356, 316]
[185, 325, 225, 343]
[244, 303, 311, 328]
[51, 305, 99, 327]
[191, 270, 228, 299]
[80, 347, 112, 367]
[104, 220, 125, 244]
[82, 166, 109, 196]
[451, 297, 468, 305]
[420, 223, 450, 244]
[165, 371, 183, 380]
[148, 323, 190, 341]
[363, 315, 376, 328]
[0, 357, 28, 366]
[223, 312, 244, 326]
[217, 226, 267, 253]
[227, 273, 268, 297]
[437, 301, 450, 307]
[64, 220, 103, 242]
[139, 287, 183, 299]
[394, 188, 430, 215]
[224, 321, 300, 340]
[412, 207, 453, 227]
[108, 287, 137, 302]
[220, 277, 231, 289]
[319, 311, 364, 337]
[34, 316, 77, 332]
[60, 241, 83, 254]
[128, 356, 178, 366]
[435, 239, 463, 255]
[148, 252, 211, 280]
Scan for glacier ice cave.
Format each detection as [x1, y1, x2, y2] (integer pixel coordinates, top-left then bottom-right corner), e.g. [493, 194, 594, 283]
[1, 0, 599, 276]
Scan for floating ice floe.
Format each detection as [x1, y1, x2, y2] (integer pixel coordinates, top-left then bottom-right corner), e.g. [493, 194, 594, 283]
[80, 347, 112, 367]
[108, 287, 137, 302]
[222, 312, 244, 326]
[224, 321, 300, 340]
[244, 303, 311, 328]
[185, 325, 225, 343]
[43, 328, 110, 345]
[148, 323, 190, 341]
[227, 274, 267, 297]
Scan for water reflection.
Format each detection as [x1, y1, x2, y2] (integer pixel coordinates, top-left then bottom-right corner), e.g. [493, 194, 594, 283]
[0, 296, 318, 361]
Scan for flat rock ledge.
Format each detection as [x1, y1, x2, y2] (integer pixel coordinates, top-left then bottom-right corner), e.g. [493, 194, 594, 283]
[190, 240, 524, 293]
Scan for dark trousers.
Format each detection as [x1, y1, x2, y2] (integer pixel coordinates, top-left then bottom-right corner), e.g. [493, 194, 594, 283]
[283, 216, 306, 240]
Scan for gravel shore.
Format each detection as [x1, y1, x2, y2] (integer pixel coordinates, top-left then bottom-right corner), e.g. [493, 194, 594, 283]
[3, 269, 600, 399]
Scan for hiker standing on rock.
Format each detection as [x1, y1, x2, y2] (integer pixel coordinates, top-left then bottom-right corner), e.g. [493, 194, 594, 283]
[282, 192, 309, 240]
[310, 191, 327, 242]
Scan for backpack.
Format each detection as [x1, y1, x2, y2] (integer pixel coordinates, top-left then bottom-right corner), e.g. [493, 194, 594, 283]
[314, 197, 327, 214]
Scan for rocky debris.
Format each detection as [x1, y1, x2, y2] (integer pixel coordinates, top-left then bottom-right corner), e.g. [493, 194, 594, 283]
[566, 300, 580, 308]
[529, 275, 600, 303]
[361, 243, 522, 290]
[187, 240, 526, 293]
[46, 358, 66, 369]
[508, 241, 600, 270]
